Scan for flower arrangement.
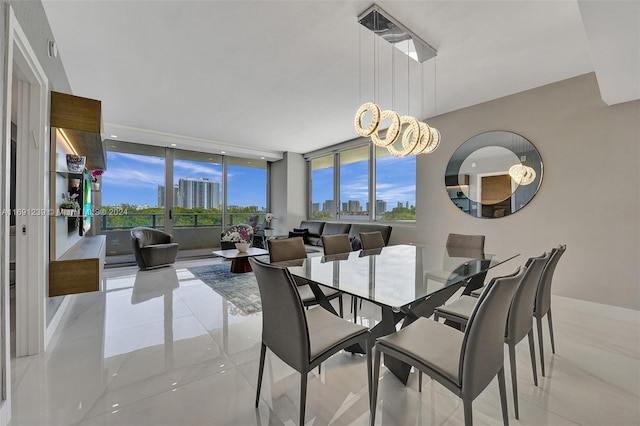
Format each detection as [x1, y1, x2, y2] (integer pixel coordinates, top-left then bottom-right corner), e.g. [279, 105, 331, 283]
[60, 192, 80, 211]
[221, 225, 253, 243]
[264, 212, 277, 228]
[90, 169, 104, 182]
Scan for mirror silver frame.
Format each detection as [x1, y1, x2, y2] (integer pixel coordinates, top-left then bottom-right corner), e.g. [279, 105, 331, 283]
[445, 131, 543, 218]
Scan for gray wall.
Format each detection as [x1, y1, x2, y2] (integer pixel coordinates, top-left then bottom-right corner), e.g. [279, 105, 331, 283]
[414, 73, 639, 311]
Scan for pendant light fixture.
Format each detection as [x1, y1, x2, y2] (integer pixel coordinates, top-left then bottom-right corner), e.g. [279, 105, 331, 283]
[354, 4, 440, 156]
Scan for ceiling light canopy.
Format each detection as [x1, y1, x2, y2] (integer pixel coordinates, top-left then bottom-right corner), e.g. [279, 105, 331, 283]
[358, 4, 436, 63]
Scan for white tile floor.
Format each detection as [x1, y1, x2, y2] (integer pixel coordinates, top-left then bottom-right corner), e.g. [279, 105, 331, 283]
[8, 258, 640, 425]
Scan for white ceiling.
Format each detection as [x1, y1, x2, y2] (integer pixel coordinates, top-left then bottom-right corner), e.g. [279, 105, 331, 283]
[41, 0, 639, 161]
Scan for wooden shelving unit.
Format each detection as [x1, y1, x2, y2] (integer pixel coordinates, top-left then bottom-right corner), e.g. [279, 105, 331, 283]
[49, 91, 106, 297]
[49, 235, 105, 297]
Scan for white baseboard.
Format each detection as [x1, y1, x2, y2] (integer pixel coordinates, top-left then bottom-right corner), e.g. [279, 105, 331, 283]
[553, 295, 640, 325]
[46, 295, 71, 347]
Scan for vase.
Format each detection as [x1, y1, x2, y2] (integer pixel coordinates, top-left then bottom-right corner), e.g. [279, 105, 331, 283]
[66, 154, 86, 173]
[91, 182, 100, 191]
[235, 242, 250, 253]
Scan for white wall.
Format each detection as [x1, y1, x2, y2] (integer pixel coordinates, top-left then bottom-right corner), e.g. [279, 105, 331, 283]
[269, 152, 307, 236]
[414, 73, 640, 311]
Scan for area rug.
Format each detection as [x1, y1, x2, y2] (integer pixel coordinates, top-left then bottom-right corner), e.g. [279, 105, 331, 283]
[187, 263, 262, 315]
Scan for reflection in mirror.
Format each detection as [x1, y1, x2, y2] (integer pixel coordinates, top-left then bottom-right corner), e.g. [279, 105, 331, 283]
[445, 131, 543, 218]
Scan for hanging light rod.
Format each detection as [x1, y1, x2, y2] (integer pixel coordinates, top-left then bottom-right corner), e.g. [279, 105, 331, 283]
[357, 4, 437, 63]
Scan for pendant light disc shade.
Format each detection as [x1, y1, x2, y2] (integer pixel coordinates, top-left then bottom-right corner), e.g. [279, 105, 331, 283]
[371, 110, 401, 147]
[414, 122, 432, 154]
[423, 127, 441, 154]
[354, 102, 381, 137]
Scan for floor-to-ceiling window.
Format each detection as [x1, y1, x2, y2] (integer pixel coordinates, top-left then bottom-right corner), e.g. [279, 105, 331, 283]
[101, 141, 166, 257]
[170, 149, 224, 249]
[225, 156, 268, 227]
[339, 146, 370, 221]
[307, 141, 416, 222]
[310, 155, 335, 219]
[375, 146, 416, 220]
[101, 142, 268, 262]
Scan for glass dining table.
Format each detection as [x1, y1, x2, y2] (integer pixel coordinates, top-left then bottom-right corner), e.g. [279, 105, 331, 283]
[273, 244, 519, 384]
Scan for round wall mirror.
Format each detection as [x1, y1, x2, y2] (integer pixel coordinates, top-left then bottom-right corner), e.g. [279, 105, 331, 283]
[445, 131, 543, 218]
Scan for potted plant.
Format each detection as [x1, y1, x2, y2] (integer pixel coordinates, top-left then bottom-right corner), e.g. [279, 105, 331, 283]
[59, 192, 80, 216]
[221, 225, 253, 252]
[90, 169, 104, 190]
[66, 154, 86, 173]
[264, 212, 277, 229]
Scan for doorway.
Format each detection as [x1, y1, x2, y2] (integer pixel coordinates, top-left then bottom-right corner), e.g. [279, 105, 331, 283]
[2, 7, 50, 423]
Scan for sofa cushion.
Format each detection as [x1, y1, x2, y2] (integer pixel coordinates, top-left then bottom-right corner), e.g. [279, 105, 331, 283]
[349, 224, 392, 246]
[322, 222, 351, 236]
[299, 221, 324, 237]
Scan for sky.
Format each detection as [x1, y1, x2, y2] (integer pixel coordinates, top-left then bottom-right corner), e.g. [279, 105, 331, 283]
[312, 154, 416, 211]
[103, 152, 267, 208]
[103, 150, 416, 211]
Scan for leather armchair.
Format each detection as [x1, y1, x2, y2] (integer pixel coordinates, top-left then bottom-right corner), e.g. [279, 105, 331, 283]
[130, 227, 179, 270]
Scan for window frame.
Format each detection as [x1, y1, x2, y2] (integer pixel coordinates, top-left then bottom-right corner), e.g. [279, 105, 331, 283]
[306, 139, 416, 223]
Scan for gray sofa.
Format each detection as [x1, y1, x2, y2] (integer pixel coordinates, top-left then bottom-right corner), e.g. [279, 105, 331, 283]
[292, 220, 393, 253]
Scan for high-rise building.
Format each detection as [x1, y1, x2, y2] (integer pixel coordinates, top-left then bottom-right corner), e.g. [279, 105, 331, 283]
[311, 203, 321, 212]
[347, 200, 361, 213]
[159, 178, 220, 209]
[323, 199, 334, 213]
[177, 178, 220, 209]
[376, 199, 387, 213]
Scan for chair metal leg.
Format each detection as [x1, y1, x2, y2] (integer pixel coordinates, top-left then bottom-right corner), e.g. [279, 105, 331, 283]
[497, 367, 509, 426]
[418, 371, 422, 392]
[255, 343, 266, 407]
[463, 397, 473, 426]
[536, 316, 545, 377]
[366, 337, 373, 405]
[338, 295, 344, 318]
[508, 344, 519, 419]
[353, 297, 358, 323]
[527, 330, 538, 386]
[370, 350, 382, 426]
[547, 309, 556, 354]
[300, 372, 307, 426]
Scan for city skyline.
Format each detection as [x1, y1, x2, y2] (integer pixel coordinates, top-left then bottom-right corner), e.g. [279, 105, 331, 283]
[103, 150, 415, 211]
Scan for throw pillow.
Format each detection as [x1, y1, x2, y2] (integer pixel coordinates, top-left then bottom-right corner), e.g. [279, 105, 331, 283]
[350, 237, 362, 251]
[289, 229, 310, 243]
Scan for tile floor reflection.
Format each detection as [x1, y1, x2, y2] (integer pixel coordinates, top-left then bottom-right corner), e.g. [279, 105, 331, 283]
[8, 258, 640, 425]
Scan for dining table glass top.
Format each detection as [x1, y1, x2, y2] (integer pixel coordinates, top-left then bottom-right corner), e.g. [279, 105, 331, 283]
[277, 244, 519, 310]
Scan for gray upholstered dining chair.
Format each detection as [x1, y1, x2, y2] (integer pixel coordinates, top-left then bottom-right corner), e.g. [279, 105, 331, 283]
[535, 244, 566, 377]
[359, 231, 386, 250]
[268, 236, 344, 317]
[353, 231, 386, 321]
[434, 252, 550, 419]
[250, 258, 372, 426]
[446, 233, 486, 296]
[321, 233, 352, 255]
[446, 233, 485, 250]
[370, 267, 524, 426]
